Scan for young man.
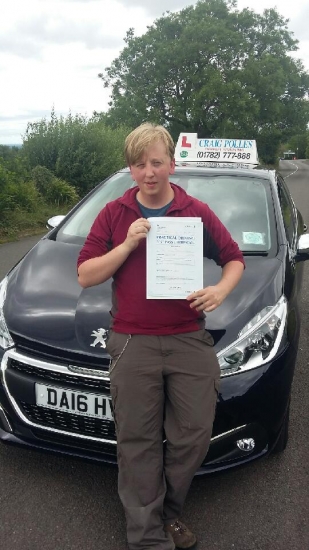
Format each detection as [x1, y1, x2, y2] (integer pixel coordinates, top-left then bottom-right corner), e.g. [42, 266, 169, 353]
[77, 123, 245, 550]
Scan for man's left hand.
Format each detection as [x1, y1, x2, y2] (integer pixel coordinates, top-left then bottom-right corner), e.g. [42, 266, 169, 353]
[186, 260, 245, 312]
[186, 286, 226, 312]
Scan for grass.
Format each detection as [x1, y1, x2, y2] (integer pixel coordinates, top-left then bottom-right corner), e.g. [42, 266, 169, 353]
[0, 204, 69, 244]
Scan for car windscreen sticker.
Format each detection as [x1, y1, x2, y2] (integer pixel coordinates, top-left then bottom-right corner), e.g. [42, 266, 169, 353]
[242, 232, 266, 245]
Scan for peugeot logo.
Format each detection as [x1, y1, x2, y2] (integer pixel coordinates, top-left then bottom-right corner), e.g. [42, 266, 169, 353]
[90, 328, 109, 348]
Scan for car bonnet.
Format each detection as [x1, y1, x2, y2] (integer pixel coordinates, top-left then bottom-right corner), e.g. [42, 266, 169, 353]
[4, 239, 284, 355]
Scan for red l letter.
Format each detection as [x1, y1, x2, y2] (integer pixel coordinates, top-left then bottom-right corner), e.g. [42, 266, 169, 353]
[181, 136, 192, 148]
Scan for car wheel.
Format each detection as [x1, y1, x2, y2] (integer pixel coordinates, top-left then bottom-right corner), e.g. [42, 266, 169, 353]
[272, 404, 290, 453]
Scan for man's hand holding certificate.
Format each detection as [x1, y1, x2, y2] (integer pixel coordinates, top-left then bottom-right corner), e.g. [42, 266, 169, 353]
[146, 217, 203, 299]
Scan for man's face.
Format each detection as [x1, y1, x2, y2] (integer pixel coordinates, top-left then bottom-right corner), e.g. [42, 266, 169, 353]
[130, 141, 175, 204]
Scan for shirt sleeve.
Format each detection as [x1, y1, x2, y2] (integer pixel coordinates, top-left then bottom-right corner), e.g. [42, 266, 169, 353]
[77, 205, 112, 269]
[201, 204, 245, 268]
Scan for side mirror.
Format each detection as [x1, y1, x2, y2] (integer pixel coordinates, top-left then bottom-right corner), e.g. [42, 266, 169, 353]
[296, 233, 309, 262]
[46, 215, 66, 230]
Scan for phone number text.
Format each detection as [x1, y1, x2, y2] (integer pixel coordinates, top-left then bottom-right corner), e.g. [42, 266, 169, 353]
[197, 151, 252, 160]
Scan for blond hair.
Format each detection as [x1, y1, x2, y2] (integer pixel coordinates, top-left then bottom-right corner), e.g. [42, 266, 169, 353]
[124, 123, 175, 166]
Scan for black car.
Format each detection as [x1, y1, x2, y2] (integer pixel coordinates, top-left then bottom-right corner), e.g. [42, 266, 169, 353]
[1, 160, 309, 474]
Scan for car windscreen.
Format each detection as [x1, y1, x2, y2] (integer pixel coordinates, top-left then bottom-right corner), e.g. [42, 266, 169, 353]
[57, 171, 276, 254]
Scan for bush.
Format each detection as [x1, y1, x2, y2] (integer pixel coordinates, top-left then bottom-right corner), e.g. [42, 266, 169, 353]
[6, 181, 41, 212]
[44, 177, 79, 206]
[31, 165, 54, 195]
[23, 110, 131, 195]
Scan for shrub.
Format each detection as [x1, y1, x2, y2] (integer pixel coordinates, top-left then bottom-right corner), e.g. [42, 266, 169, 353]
[6, 181, 41, 212]
[45, 177, 79, 206]
[31, 165, 54, 195]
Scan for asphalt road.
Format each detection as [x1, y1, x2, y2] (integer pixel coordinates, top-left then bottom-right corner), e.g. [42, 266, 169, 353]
[0, 162, 309, 550]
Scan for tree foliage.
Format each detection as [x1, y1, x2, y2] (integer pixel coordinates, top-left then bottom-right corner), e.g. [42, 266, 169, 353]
[100, 0, 309, 163]
[0, 153, 40, 223]
[0, 162, 13, 217]
[286, 132, 308, 159]
[23, 109, 131, 194]
[44, 177, 79, 206]
[31, 165, 79, 206]
[31, 165, 55, 195]
[306, 133, 309, 160]
[0, 110, 133, 238]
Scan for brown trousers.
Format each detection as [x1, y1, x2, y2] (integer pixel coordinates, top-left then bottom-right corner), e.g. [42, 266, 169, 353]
[106, 329, 220, 550]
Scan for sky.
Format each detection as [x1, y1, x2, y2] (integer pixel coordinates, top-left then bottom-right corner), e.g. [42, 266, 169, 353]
[0, 0, 308, 145]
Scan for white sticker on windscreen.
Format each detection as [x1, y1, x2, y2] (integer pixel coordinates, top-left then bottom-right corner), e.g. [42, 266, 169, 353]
[242, 232, 265, 245]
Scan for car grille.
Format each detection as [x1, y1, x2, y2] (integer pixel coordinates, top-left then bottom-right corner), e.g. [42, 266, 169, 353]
[12, 334, 110, 369]
[10, 359, 111, 392]
[31, 429, 118, 458]
[5, 351, 116, 445]
[21, 402, 116, 439]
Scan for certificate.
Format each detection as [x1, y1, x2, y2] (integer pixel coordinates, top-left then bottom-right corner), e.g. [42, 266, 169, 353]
[146, 217, 203, 299]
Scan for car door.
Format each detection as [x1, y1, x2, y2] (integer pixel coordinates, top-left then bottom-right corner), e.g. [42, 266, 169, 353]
[276, 173, 303, 339]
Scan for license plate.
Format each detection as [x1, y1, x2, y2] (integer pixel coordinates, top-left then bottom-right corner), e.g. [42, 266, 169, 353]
[35, 383, 113, 420]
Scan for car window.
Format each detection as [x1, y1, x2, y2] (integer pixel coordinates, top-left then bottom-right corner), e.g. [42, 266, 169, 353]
[57, 171, 275, 253]
[59, 172, 135, 239]
[183, 176, 272, 252]
[276, 176, 296, 247]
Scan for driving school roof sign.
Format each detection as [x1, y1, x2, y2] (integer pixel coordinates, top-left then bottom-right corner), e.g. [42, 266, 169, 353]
[175, 133, 259, 166]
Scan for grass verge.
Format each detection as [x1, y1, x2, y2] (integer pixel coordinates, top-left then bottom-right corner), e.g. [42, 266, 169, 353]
[0, 204, 68, 244]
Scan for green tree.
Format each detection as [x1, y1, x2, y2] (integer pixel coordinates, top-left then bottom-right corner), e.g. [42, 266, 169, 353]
[0, 161, 13, 217]
[31, 165, 79, 206]
[54, 114, 129, 194]
[306, 132, 309, 160]
[100, 0, 309, 163]
[23, 111, 130, 194]
[0, 145, 21, 165]
[44, 177, 79, 206]
[22, 107, 61, 171]
[287, 132, 308, 159]
[6, 181, 40, 212]
[31, 165, 54, 195]
[0, 156, 40, 223]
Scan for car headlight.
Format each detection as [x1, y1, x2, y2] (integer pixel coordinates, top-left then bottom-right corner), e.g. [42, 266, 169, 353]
[0, 277, 15, 350]
[217, 296, 287, 376]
